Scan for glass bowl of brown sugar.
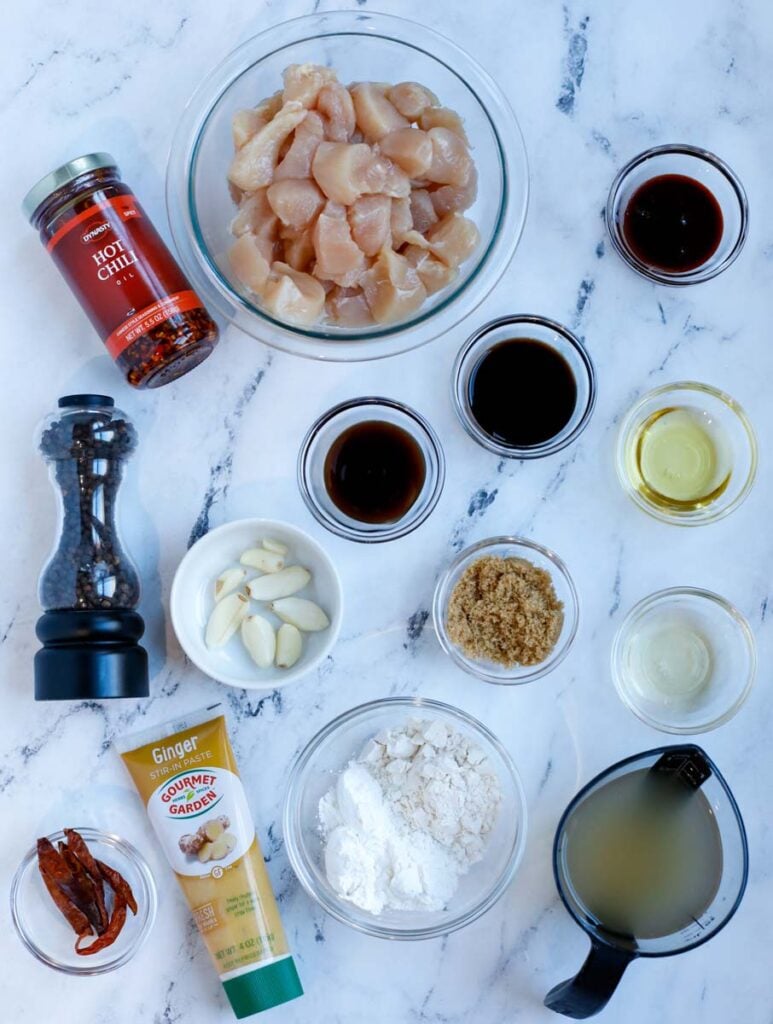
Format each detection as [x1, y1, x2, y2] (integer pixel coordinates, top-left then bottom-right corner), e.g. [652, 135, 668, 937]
[432, 537, 579, 684]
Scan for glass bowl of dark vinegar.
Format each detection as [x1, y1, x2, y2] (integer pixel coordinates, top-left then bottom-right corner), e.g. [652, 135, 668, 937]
[298, 397, 445, 543]
[606, 144, 748, 285]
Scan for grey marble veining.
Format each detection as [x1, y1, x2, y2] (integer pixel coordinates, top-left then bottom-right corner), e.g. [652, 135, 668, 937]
[2, 1, 773, 1021]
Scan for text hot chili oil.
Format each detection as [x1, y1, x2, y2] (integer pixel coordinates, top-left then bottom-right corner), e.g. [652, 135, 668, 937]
[23, 153, 219, 388]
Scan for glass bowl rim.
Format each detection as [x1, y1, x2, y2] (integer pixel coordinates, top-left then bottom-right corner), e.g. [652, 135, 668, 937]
[605, 142, 749, 285]
[165, 9, 530, 361]
[282, 694, 528, 940]
[614, 380, 758, 526]
[451, 314, 597, 459]
[10, 826, 158, 975]
[610, 585, 757, 735]
[432, 535, 580, 684]
[296, 396, 446, 543]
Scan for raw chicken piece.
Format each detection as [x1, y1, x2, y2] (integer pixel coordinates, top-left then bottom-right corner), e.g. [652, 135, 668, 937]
[387, 82, 439, 121]
[350, 82, 409, 142]
[419, 106, 469, 142]
[312, 201, 367, 287]
[326, 286, 373, 326]
[267, 179, 325, 229]
[232, 91, 284, 149]
[275, 110, 325, 180]
[231, 190, 278, 263]
[281, 226, 315, 272]
[430, 165, 478, 215]
[426, 213, 480, 267]
[282, 63, 337, 108]
[263, 262, 326, 324]
[404, 244, 458, 294]
[312, 142, 376, 205]
[426, 127, 473, 187]
[228, 101, 306, 190]
[229, 233, 271, 295]
[361, 247, 427, 323]
[348, 195, 392, 257]
[317, 82, 356, 142]
[378, 128, 433, 178]
[365, 155, 411, 198]
[390, 197, 413, 247]
[410, 189, 439, 234]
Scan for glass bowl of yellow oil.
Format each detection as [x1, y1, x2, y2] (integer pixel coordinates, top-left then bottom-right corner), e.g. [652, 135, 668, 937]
[616, 381, 757, 525]
[611, 587, 757, 733]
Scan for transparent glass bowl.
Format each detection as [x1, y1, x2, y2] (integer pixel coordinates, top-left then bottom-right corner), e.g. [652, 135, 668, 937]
[452, 315, 596, 458]
[10, 828, 157, 974]
[606, 144, 748, 285]
[283, 697, 527, 939]
[433, 537, 579, 684]
[611, 588, 757, 734]
[616, 381, 757, 526]
[166, 10, 529, 361]
[297, 397, 445, 542]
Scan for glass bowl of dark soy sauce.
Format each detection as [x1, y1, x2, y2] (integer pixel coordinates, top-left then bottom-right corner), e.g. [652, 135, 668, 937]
[453, 315, 596, 459]
[606, 144, 748, 285]
[298, 398, 445, 543]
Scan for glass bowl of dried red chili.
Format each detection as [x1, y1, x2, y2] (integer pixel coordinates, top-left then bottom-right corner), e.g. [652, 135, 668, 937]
[10, 827, 157, 975]
[166, 10, 528, 361]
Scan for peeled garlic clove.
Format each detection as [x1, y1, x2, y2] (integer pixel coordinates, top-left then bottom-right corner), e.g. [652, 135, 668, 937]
[276, 623, 303, 668]
[205, 592, 249, 648]
[262, 537, 289, 556]
[247, 566, 311, 601]
[240, 548, 285, 573]
[214, 567, 247, 602]
[241, 615, 276, 668]
[271, 597, 330, 632]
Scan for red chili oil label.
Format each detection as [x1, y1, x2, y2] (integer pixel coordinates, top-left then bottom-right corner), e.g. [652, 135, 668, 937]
[47, 193, 204, 359]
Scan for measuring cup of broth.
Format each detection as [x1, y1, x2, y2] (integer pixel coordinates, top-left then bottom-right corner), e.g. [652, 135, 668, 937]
[545, 745, 748, 1019]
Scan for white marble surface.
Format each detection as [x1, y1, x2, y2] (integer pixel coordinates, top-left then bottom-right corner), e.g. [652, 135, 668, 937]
[2, 1, 773, 1021]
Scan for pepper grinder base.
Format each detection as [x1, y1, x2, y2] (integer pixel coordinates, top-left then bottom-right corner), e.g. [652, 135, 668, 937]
[34, 609, 149, 701]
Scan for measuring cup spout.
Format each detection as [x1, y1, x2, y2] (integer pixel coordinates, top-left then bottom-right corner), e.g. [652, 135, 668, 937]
[544, 940, 635, 1018]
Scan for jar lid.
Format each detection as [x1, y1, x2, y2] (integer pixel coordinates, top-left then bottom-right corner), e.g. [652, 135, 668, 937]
[22, 153, 118, 222]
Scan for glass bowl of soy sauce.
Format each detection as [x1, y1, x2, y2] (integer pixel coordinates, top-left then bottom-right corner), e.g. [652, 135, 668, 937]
[606, 144, 748, 285]
[452, 315, 596, 459]
[298, 397, 445, 543]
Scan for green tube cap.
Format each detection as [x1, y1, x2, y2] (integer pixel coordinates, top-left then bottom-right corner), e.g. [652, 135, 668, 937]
[222, 956, 303, 1018]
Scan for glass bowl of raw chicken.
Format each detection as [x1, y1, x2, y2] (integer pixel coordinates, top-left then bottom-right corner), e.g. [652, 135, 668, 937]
[167, 10, 529, 361]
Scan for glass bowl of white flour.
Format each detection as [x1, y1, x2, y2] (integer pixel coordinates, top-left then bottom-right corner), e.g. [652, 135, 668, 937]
[283, 696, 527, 939]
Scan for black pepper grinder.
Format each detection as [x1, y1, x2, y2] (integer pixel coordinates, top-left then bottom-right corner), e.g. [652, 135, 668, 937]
[34, 395, 149, 700]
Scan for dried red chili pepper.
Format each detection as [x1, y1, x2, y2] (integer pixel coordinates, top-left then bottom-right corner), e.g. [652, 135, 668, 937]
[76, 894, 127, 956]
[37, 839, 92, 938]
[97, 857, 138, 916]
[64, 829, 109, 931]
[59, 844, 106, 934]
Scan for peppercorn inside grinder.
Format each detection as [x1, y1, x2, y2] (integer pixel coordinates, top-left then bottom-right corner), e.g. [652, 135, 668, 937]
[34, 396, 149, 700]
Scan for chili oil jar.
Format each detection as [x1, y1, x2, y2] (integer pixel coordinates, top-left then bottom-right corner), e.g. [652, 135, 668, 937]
[23, 153, 219, 389]
[34, 395, 149, 701]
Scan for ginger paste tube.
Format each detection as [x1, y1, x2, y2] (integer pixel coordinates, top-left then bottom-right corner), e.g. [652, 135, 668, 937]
[117, 706, 302, 1018]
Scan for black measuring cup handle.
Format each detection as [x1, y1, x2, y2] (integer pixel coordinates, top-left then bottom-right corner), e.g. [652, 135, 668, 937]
[544, 940, 635, 1019]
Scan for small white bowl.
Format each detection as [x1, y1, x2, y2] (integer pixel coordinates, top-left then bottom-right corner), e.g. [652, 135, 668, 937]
[171, 518, 342, 688]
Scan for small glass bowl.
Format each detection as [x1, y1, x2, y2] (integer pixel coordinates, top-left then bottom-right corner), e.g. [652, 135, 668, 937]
[611, 587, 757, 734]
[432, 537, 579, 684]
[452, 315, 596, 459]
[297, 397, 445, 543]
[10, 828, 157, 975]
[166, 10, 529, 361]
[283, 696, 527, 940]
[606, 144, 748, 285]
[616, 381, 757, 526]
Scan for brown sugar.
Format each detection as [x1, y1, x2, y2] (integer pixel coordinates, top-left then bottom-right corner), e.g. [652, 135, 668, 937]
[446, 555, 564, 667]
